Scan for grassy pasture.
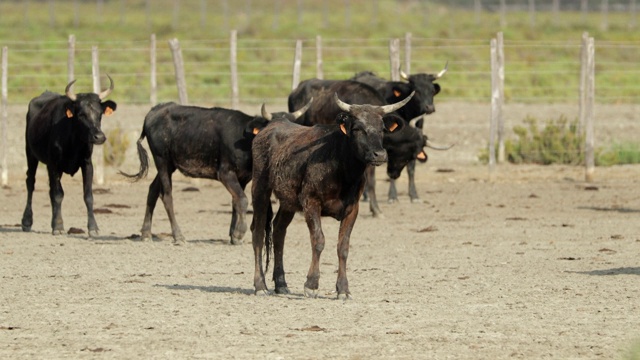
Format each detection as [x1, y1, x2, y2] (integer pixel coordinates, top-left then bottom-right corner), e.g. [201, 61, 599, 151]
[0, 0, 638, 105]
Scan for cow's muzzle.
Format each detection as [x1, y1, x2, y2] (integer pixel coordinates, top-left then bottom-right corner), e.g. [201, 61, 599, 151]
[92, 132, 107, 145]
[368, 150, 388, 166]
[424, 105, 436, 114]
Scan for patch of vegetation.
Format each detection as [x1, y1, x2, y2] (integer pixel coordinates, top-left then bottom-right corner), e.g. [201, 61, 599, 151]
[479, 115, 640, 166]
[103, 126, 130, 167]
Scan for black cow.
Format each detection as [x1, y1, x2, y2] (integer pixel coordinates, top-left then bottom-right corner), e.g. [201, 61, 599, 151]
[21, 76, 117, 237]
[119, 101, 310, 245]
[251, 93, 413, 299]
[352, 63, 449, 203]
[288, 79, 431, 217]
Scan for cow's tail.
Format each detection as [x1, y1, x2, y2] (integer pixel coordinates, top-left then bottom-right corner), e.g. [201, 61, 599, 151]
[118, 129, 149, 181]
[264, 201, 274, 274]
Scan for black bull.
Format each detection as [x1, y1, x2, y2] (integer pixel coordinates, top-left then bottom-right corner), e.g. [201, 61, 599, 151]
[251, 93, 413, 299]
[288, 79, 430, 217]
[119, 102, 310, 245]
[21, 76, 117, 237]
[351, 63, 450, 203]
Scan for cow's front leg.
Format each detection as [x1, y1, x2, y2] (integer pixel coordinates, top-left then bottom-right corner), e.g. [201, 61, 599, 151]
[336, 203, 358, 300]
[21, 149, 39, 232]
[407, 159, 422, 203]
[272, 209, 295, 294]
[82, 159, 99, 237]
[219, 171, 248, 245]
[388, 178, 399, 203]
[365, 166, 383, 217]
[47, 167, 65, 235]
[303, 203, 324, 298]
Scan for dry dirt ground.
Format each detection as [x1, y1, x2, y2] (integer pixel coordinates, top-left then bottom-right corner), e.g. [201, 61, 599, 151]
[1, 102, 639, 359]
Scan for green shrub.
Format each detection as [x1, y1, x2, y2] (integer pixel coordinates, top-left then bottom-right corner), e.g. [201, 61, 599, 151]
[479, 115, 586, 165]
[597, 142, 640, 166]
[103, 127, 131, 167]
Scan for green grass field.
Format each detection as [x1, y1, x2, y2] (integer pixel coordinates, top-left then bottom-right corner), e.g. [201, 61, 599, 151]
[0, 0, 638, 105]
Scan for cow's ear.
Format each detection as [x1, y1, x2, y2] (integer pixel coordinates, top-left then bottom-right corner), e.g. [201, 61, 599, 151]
[244, 118, 268, 139]
[66, 109, 73, 118]
[416, 150, 428, 163]
[102, 100, 117, 116]
[336, 112, 349, 135]
[383, 115, 404, 133]
[433, 83, 441, 96]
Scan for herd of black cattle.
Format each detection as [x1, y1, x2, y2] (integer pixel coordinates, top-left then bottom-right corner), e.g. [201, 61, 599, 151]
[19, 64, 449, 299]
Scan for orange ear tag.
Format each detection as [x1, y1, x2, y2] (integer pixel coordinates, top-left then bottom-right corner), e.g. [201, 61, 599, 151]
[388, 122, 398, 132]
[340, 123, 347, 135]
[252, 128, 260, 135]
[417, 151, 427, 160]
[66, 109, 73, 118]
[104, 107, 114, 116]
[393, 90, 401, 97]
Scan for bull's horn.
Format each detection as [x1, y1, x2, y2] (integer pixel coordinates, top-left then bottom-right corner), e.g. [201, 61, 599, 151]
[292, 97, 313, 119]
[334, 93, 351, 112]
[408, 115, 423, 128]
[434, 61, 449, 79]
[380, 91, 415, 114]
[65, 79, 77, 101]
[400, 68, 409, 81]
[426, 139, 454, 151]
[98, 74, 114, 100]
[261, 103, 273, 121]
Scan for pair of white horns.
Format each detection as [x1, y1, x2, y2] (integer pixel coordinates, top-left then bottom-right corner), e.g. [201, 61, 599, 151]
[400, 61, 449, 80]
[65, 74, 114, 101]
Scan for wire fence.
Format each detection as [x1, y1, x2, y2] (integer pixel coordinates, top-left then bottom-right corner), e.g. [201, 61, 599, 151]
[2, 34, 639, 106]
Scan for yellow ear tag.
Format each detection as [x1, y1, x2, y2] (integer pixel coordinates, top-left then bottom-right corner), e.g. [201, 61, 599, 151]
[104, 107, 114, 116]
[66, 109, 73, 118]
[393, 90, 401, 97]
[252, 128, 260, 135]
[388, 122, 398, 132]
[417, 151, 427, 160]
[340, 123, 347, 135]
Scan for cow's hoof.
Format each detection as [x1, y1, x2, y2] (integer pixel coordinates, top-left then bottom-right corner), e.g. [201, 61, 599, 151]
[172, 235, 186, 245]
[88, 229, 99, 238]
[255, 289, 270, 296]
[21, 225, 31, 232]
[387, 198, 398, 204]
[371, 212, 385, 219]
[275, 286, 290, 295]
[52, 229, 64, 236]
[230, 237, 243, 245]
[337, 292, 353, 301]
[411, 198, 423, 204]
[304, 287, 318, 298]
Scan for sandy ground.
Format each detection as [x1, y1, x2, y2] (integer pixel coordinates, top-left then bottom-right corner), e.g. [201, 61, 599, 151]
[1, 102, 639, 359]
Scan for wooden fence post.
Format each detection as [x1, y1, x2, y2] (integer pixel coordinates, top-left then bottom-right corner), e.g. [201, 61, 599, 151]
[291, 40, 302, 90]
[497, 32, 505, 163]
[389, 38, 400, 81]
[316, 35, 323, 80]
[578, 32, 589, 134]
[168, 38, 188, 105]
[230, 30, 239, 109]
[404, 32, 412, 75]
[489, 38, 498, 175]
[585, 37, 595, 182]
[67, 34, 75, 84]
[150, 33, 157, 105]
[91, 46, 104, 185]
[1, 47, 8, 186]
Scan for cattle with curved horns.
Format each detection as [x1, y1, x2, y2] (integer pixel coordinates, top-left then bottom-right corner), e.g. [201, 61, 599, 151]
[288, 79, 450, 217]
[352, 62, 449, 203]
[251, 92, 412, 299]
[21, 76, 117, 237]
[119, 101, 311, 245]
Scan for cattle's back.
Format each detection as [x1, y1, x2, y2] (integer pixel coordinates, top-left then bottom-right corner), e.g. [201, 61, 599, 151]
[27, 91, 62, 124]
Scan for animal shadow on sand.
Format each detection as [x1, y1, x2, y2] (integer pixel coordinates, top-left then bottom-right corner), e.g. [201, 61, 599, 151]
[154, 283, 313, 299]
[568, 267, 640, 276]
[578, 206, 640, 214]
